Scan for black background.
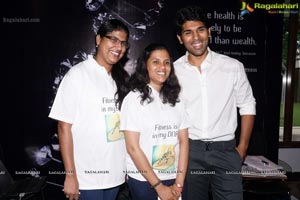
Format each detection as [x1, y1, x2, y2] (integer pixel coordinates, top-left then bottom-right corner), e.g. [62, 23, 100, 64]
[2, 0, 284, 188]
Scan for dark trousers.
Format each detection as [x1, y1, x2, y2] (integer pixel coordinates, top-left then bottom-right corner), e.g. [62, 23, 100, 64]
[79, 186, 120, 200]
[185, 139, 243, 200]
[128, 176, 175, 200]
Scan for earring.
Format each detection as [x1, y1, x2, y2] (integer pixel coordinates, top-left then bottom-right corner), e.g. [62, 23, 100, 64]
[96, 44, 99, 48]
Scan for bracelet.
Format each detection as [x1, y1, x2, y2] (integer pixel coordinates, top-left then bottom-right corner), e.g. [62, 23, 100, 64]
[151, 180, 161, 189]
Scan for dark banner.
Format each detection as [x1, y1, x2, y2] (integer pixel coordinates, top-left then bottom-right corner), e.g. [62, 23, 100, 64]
[2, 0, 288, 192]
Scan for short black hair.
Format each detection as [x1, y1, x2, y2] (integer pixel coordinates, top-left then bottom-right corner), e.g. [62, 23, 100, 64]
[97, 18, 129, 40]
[175, 6, 210, 35]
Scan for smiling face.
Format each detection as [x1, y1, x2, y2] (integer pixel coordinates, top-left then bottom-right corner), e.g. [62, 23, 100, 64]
[95, 30, 128, 72]
[177, 20, 211, 63]
[147, 49, 171, 92]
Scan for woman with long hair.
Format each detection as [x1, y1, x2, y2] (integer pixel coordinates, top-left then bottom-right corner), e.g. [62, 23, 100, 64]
[120, 43, 189, 200]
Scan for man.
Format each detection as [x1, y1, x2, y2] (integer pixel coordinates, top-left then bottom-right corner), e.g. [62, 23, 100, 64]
[49, 19, 130, 200]
[174, 6, 256, 200]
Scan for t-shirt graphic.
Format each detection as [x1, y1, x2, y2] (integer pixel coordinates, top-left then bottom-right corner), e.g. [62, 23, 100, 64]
[152, 144, 176, 171]
[105, 113, 124, 142]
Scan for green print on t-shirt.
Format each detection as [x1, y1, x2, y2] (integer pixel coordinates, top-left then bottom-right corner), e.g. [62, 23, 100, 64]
[105, 113, 124, 142]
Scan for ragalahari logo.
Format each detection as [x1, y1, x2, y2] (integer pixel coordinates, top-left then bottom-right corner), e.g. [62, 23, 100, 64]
[240, 1, 298, 15]
[240, 1, 254, 16]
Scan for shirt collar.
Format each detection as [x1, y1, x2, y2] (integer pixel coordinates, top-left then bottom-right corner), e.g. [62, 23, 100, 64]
[147, 84, 160, 98]
[183, 47, 213, 69]
[89, 55, 113, 78]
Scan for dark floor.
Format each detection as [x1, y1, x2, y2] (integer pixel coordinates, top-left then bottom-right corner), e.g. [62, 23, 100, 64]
[288, 181, 300, 199]
[287, 172, 300, 200]
[6, 176, 299, 200]
[43, 179, 299, 200]
[43, 183, 131, 200]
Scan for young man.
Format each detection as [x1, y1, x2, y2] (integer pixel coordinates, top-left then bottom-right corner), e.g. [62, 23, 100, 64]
[49, 19, 130, 200]
[174, 6, 256, 200]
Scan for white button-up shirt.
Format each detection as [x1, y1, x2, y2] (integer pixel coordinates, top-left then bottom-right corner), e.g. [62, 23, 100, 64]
[174, 48, 256, 141]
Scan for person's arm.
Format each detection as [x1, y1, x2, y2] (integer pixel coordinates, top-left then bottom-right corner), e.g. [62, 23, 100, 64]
[124, 131, 178, 200]
[173, 128, 189, 195]
[236, 115, 255, 161]
[58, 121, 80, 200]
[234, 62, 256, 161]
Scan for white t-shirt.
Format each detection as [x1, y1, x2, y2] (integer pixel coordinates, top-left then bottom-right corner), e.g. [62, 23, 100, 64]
[49, 55, 126, 189]
[120, 86, 189, 181]
[174, 48, 256, 141]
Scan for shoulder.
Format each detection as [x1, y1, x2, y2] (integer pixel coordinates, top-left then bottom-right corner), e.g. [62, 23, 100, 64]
[64, 58, 90, 78]
[174, 55, 187, 74]
[174, 55, 186, 67]
[63, 56, 100, 85]
[123, 90, 141, 103]
[176, 98, 185, 108]
[121, 90, 144, 112]
[211, 51, 243, 68]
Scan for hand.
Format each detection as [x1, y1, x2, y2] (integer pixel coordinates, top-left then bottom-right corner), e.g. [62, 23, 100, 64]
[63, 174, 80, 200]
[156, 184, 179, 200]
[171, 184, 182, 197]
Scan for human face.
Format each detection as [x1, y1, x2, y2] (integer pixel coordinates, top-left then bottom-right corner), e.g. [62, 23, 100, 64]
[95, 30, 128, 71]
[177, 20, 210, 59]
[147, 49, 171, 92]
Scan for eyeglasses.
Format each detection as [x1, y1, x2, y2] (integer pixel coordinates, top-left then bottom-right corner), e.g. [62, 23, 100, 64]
[103, 35, 129, 48]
